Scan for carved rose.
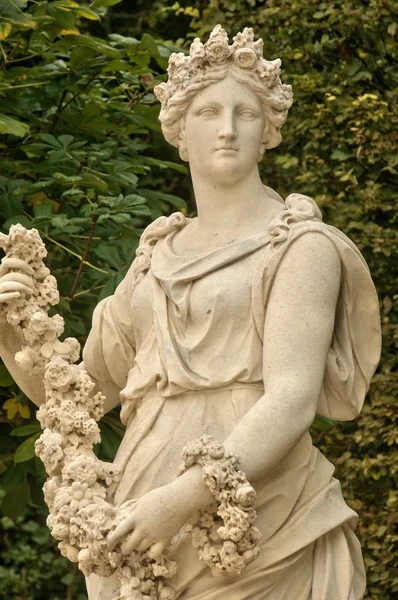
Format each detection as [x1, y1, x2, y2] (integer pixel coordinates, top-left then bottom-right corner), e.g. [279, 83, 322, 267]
[14, 347, 37, 371]
[44, 356, 77, 392]
[159, 586, 176, 600]
[202, 462, 230, 492]
[63, 455, 98, 485]
[205, 38, 231, 65]
[30, 311, 50, 334]
[206, 441, 225, 459]
[234, 485, 256, 507]
[234, 48, 257, 69]
[58, 541, 79, 562]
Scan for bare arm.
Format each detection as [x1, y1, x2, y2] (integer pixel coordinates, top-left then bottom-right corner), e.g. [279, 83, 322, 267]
[0, 255, 134, 412]
[108, 231, 342, 555]
[0, 318, 46, 406]
[176, 231, 341, 504]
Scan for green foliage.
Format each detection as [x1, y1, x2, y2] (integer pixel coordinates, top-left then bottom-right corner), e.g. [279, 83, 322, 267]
[0, 3, 186, 593]
[0, 510, 86, 599]
[181, 1, 397, 597]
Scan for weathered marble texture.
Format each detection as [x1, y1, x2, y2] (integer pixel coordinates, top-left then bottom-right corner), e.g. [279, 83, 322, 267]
[0, 24, 381, 600]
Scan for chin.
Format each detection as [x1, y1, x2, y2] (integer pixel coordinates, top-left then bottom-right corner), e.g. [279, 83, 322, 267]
[209, 164, 249, 185]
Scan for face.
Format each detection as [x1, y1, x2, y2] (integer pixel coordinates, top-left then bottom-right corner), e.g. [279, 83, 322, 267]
[182, 71, 265, 185]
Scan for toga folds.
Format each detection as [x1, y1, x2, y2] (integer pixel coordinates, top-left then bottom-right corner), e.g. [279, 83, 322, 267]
[83, 193, 381, 600]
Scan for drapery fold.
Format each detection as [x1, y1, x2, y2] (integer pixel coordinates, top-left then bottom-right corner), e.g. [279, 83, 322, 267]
[82, 194, 380, 599]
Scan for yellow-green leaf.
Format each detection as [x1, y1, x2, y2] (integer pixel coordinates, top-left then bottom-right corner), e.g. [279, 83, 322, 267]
[3, 397, 18, 420]
[75, 8, 101, 21]
[0, 23, 12, 41]
[0, 114, 30, 138]
[18, 404, 31, 419]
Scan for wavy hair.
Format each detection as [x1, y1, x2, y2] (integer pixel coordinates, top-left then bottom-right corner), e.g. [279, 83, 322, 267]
[158, 63, 291, 153]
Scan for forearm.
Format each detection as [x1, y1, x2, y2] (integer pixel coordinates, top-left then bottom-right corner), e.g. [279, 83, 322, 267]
[177, 386, 316, 515]
[0, 319, 45, 406]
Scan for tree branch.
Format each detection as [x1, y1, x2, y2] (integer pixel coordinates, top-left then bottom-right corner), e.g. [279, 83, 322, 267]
[69, 216, 98, 300]
[0, 40, 21, 72]
[48, 88, 68, 134]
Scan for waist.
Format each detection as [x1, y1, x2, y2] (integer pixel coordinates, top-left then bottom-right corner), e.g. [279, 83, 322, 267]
[140, 381, 265, 403]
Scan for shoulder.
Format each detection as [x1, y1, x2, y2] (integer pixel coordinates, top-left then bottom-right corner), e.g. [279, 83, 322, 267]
[273, 231, 341, 307]
[268, 193, 340, 279]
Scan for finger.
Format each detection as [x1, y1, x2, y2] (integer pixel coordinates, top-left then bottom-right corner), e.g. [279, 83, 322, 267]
[107, 516, 136, 549]
[0, 273, 34, 287]
[147, 542, 165, 560]
[121, 530, 144, 555]
[0, 292, 20, 302]
[0, 258, 34, 275]
[136, 538, 152, 552]
[0, 282, 33, 295]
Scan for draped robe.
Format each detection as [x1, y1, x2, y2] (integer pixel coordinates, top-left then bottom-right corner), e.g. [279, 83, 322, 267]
[83, 193, 381, 599]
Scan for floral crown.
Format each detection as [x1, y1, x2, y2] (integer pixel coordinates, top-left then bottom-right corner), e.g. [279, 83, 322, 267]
[154, 25, 293, 110]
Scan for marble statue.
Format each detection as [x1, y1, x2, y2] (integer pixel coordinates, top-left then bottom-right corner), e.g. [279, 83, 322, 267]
[0, 25, 382, 600]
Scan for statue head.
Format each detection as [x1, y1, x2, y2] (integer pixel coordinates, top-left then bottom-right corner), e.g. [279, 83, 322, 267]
[154, 25, 293, 162]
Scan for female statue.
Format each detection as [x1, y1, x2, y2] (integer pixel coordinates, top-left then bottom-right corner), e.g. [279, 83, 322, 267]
[0, 26, 381, 600]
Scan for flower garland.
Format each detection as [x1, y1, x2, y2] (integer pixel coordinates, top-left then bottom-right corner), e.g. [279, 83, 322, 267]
[0, 223, 263, 599]
[178, 435, 261, 577]
[0, 225, 177, 600]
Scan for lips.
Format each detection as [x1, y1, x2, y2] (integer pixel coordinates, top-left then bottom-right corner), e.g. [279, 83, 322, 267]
[216, 147, 238, 152]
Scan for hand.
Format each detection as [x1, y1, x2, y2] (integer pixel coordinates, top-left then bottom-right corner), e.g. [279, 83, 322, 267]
[107, 483, 191, 559]
[0, 258, 34, 303]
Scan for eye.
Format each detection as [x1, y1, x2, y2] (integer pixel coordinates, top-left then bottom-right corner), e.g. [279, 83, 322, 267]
[198, 107, 217, 117]
[238, 110, 255, 118]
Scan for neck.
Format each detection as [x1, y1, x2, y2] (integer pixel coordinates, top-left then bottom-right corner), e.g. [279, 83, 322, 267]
[189, 165, 277, 234]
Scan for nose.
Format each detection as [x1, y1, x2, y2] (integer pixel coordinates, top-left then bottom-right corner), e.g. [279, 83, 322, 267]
[218, 111, 237, 142]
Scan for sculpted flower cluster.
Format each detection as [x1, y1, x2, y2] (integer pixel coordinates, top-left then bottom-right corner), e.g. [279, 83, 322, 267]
[179, 435, 261, 576]
[154, 25, 293, 111]
[0, 224, 179, 600]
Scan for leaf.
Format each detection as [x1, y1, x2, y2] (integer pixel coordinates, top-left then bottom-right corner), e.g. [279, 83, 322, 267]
[0, 365, 14, 387]
[0, 114, 30, 137]
[29, 477, 45, 507]
[70, 45, 96, 70]
[33, 203, 54, 217]
[311, 415, 337, 431]
[10, 424, 42, 437]
[91, 0, 123, 8]
[1, 477, 29, 517]
[331, 150, 351, 161]
[0, 23, 12, 41]
[98, 420, 123, 460]
[3, 214, 32, 229]
[0, 462, 25, 493]
[3, 398, 18, 419]
[143, 156, 188, 174]
[39, 133, 60, 148]
[58, 34, 121, 58]
[80, 173, 109, 193]
[75, 8, 101, 21]
[139, 33, 160, 57]
[109, 33, 139, 48]
[14, 433, 41, 463]
[47, 4, 76, 30]
[18, 404, 31, 419]
[94, 245, 122, 270]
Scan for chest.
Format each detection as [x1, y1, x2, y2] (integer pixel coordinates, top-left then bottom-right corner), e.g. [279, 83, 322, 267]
[131, 251, 261, 337]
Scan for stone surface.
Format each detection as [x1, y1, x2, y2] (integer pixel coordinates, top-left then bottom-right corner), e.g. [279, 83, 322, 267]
[0, 25, 382, 600]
